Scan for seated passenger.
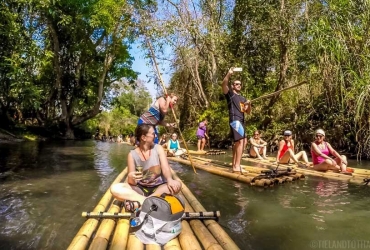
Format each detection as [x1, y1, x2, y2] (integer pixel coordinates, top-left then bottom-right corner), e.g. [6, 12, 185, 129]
[249, 130, 268, 160]
[276, 130, 310, 168]
[311, 129, 351, 174]
[159, 134, 167, 149]
[110, 124, 182, 212]
[167, 133, 184, 156]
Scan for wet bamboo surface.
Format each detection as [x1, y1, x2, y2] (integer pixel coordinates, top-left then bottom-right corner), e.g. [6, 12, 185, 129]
[168, 156, 304, 188]
[193, 156, 367, 185]
[188, 154, 369, 185]
[187, 150, 226, 155]
[67, 167, 239, 250]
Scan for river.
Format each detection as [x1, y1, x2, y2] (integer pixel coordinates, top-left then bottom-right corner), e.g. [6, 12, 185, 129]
[1, 140, 370, 250]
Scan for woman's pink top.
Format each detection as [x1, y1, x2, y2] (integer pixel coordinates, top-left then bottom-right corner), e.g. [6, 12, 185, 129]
[311, 142, 329, 164]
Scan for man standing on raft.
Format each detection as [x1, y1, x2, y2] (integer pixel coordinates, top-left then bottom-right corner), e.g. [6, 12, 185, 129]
[222, 67, 251, 173]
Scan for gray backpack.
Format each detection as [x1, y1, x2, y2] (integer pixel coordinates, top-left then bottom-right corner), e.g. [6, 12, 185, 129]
[133, 194, 185, 245]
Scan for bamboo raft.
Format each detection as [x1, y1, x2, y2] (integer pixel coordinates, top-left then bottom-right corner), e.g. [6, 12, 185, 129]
[240, 156, 370, 185]
[187, 150, 226, 155]
[67, 168, 240, 250]
[169, 156, 305, 187]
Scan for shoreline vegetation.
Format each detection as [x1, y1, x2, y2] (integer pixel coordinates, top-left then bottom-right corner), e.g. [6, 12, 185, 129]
[1, 1, 369, 159]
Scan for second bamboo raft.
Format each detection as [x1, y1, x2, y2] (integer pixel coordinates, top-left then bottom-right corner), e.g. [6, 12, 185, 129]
[169, 156, 305, 187]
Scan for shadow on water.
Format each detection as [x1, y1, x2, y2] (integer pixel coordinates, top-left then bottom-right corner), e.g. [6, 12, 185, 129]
[1, 141, 370, 250]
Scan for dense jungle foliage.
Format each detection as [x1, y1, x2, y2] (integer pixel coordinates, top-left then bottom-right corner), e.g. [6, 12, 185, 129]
[1, 0, 370, 159]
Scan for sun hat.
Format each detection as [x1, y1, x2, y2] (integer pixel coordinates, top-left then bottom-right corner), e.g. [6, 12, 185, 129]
[283, 130, 292, 136]
[315, 129, 325, 136]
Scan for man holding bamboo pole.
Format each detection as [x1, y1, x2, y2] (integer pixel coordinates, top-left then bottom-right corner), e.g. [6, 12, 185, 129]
[222, 67, 251, 173]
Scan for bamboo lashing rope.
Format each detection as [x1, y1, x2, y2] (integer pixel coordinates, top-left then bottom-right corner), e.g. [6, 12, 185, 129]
[250, 80, 307, 102]
[146, 38, 197, 174]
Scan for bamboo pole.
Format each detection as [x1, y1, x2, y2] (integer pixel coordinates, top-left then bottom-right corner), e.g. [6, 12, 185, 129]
[146, 39, 197, 174]
[250, 81, 307, 102]
[127, 233, 144, 250]
[184, 195, 222, 250]
[180, 193, 223, 250]
[171, 156, 298, 187]
[109, 207, 130, 250]
[164, 238, 182, 250]
[88, 200, 122, 250]
[82, 211, 220, 219]
[67, 168, 128, 250]
[177, 219, 202, 250]
[146, 244, 161, 250]
[243, 156, 368, 185]
[169, 157, 257, 184]
[171, 170, 240, 250]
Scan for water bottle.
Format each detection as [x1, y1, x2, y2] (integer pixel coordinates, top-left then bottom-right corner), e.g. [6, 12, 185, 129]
[130, 217, 141, 227]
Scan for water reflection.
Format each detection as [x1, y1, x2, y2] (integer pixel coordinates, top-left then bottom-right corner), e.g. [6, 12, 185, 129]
[1, 141, 370, 250]
[227, 183, 249, 234]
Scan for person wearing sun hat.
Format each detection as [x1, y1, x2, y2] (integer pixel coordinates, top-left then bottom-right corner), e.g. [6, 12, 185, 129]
[276, 130, 310, 168]
[310, 129, 351, 174]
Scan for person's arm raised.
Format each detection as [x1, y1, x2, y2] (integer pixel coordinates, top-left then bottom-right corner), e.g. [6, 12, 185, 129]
[158, 96, 171, 114]
[222, 68, 234, 94]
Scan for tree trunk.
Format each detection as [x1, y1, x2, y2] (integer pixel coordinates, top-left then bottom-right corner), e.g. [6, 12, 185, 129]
[261, 0, 289, 129]
[64, 125, 75, 140]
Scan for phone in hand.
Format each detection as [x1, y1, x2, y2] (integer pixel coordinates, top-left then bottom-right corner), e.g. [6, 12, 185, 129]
[233, 67, 242, 72]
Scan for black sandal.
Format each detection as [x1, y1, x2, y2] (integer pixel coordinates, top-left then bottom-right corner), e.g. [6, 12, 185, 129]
[124, 200, 141, 212]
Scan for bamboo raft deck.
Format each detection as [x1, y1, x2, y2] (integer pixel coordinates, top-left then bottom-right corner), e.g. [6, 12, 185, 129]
[240, 156, 370, 185]
[169, 156, 305, 187]
[67, 168, 240, 250]
[187, 150, 227, 155]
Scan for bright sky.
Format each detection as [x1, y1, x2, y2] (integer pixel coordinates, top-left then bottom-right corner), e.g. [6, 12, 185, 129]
[129, 42, 172, 100]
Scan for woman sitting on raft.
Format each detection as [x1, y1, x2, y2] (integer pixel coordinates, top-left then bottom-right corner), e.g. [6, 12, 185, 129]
[276, 130, 310, 168]
[110, 124, 182, 212]
[249, 130, 268, 160]
[311, 129, 351, 175]
[167, 133, 185, 156]
[159, 134, 167, 149]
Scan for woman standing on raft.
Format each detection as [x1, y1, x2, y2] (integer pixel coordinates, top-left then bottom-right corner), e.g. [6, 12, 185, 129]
[138, 94, 178, 143]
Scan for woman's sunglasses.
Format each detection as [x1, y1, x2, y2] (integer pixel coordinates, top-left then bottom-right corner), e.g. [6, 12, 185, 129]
[316, 134, 324, 138]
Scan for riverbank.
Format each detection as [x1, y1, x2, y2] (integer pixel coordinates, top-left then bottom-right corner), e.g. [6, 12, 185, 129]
[0, 128, 46, 142]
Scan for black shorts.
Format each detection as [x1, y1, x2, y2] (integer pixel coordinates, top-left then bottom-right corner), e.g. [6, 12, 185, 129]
[229, 120, 246, 142]
[131, 183, 165, 197]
